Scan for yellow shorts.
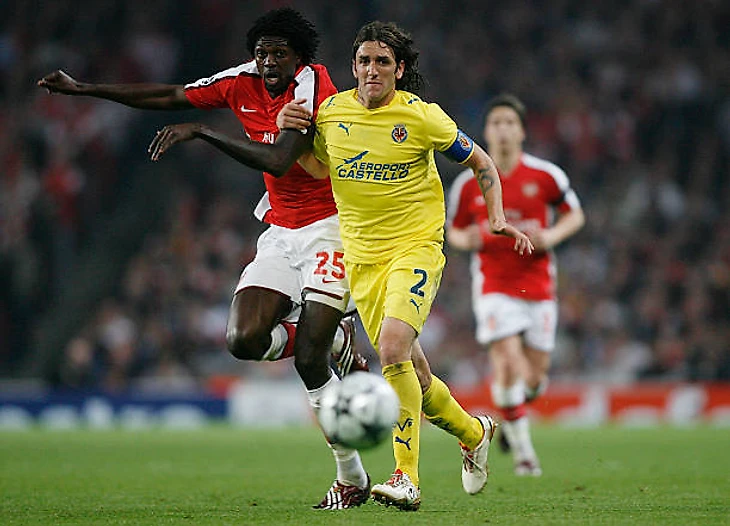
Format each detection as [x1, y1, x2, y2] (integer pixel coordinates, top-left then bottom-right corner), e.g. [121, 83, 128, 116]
[346, 243, 445, 349]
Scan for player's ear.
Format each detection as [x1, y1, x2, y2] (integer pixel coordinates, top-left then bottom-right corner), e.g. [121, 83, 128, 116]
[351, 59, 357, 78]
[395, 61, 405, 80]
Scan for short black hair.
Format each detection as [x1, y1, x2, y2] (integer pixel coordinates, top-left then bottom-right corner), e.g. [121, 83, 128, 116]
[352, 21, 424, 94]
[246, 8, 320, 65]
[484, 93, 527, 127]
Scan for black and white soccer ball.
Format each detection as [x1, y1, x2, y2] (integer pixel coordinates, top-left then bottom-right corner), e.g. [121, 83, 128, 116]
[319, 372, 400, 450]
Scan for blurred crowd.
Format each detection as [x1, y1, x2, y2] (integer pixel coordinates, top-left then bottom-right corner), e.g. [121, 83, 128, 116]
[1, 0, 729, 392]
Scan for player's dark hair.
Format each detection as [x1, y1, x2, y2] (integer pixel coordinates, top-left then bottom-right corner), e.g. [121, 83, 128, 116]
[352, 21, 424, 94]
[246, 8, 320, 64]
[484, 93, 527, 127]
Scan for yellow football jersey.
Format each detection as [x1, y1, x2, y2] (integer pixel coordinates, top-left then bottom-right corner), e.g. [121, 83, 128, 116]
[313, 89, 472, 263]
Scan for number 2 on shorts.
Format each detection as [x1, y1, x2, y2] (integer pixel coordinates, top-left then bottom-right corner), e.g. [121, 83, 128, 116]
[410, 269, 427, 297]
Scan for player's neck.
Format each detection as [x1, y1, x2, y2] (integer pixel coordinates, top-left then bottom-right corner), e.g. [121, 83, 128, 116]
[356, 88, 396, 109]
[491, 149, 521, 176]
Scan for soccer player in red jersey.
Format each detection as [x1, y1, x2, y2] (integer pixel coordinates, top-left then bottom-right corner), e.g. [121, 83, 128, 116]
[38, 8, 370, 509]
[447, 93, 585, 476]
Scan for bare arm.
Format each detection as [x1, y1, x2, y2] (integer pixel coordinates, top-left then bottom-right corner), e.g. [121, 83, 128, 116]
[465, 144, 534, 255]
[148, 122, 312, 177]
[445, 224, 483, 251]
[38, 70, 193, 110]
[528, 207, 585, 252]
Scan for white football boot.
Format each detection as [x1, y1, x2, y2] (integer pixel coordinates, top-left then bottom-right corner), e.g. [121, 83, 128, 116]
[460, 415, 497, 495]
[371, 469, 421, 511]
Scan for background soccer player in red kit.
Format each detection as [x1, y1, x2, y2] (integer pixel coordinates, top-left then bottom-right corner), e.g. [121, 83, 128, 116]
[38, 8, 371, 509]
[447, 93, 585, 476]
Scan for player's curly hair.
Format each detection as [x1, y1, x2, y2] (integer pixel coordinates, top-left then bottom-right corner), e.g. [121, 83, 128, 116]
[246, 8, 320, 65]
[352, 21, 424, 94]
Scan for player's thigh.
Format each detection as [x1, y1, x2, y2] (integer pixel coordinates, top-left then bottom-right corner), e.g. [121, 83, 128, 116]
[473, 293, 531, 347]
[296, 215, 350, 313]
[489, 334, 525, 384]
[346, 260, 387, 349]
[347, 243, 445, 350]
[384, 243, 445, 339]
[228, 286, 292, 337]
[523, 300, 558, 353]
[235, 225, 301, 307]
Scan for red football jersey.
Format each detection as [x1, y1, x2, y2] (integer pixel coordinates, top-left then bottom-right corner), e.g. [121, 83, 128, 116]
[447, 153, 581, 300]
[184, 61, 338, 229]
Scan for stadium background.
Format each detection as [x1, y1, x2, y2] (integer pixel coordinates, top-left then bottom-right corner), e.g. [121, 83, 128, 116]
[1, 0, 729, 427]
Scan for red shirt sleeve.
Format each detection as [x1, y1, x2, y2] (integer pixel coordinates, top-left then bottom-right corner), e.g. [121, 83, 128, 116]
[183, 75, 235, 110]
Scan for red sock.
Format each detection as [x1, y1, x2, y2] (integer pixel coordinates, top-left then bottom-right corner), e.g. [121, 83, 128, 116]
[498, 404, 526, 422]
[280, 322, 297, 359]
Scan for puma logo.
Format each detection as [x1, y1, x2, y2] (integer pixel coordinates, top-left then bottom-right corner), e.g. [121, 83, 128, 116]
[395, 436, 412, 450]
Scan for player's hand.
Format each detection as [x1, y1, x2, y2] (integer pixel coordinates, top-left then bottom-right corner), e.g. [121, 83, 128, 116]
[490, 221, 534, 256]
[276, 98, 312, 131]
[464, 224, 484, 250]
[148, 123, 201, 161]
[525, 227, 553, 252]
[37, 70, 80, 94]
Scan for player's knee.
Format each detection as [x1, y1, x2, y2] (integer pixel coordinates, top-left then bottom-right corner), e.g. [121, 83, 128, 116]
[226, 325, 267, 360]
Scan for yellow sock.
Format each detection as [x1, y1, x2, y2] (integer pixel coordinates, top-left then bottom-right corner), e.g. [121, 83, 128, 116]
[422, 375, 483, 450]
[381, 361, 422, 486]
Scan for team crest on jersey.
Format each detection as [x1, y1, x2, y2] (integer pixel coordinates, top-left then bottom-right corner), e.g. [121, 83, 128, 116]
[522, 182, 539, 197]
[392, 124, 408, 143]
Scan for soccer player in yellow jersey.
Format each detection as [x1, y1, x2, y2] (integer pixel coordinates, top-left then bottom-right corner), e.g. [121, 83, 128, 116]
[279, 21, 533, 510]
[150, 20, 533, 511]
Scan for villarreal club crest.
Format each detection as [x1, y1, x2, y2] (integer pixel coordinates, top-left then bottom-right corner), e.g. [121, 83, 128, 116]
[392, 124, 408, 143]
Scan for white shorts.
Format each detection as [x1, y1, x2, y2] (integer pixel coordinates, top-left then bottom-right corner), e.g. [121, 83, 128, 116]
[474, 293, 557, 352]
[235, 215, 350, 313]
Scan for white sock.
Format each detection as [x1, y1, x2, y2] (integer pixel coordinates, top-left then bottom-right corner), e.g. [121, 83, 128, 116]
[491, 381, 526, 407]
[331, 323, 346, 354]
[260, 324, 288, 361]
[307, 375, 368, 488]
[502, 416, 537, 463]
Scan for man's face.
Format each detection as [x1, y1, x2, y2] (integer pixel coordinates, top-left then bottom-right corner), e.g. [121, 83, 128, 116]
[352, 41, 404, 109]
[484, 106, 525, 153]
[254, 36, 301, 97]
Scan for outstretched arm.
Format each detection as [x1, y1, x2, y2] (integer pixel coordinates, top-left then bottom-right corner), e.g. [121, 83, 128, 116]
[38, 70, 193, 110]
[148, 122, 313, 177]
[465, 144, 534, 255]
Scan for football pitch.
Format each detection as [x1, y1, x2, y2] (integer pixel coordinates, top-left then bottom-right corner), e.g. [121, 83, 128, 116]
[2, 425, 728, 525]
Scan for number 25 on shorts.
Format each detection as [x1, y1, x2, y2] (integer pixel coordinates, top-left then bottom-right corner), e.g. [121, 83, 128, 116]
[315, 250, 346, 282]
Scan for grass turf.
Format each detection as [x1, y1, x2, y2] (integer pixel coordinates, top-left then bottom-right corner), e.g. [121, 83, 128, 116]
[1, 425, 728, 525]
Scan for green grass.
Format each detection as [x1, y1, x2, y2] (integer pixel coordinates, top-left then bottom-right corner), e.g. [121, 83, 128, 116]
[1, 425, 729, 525]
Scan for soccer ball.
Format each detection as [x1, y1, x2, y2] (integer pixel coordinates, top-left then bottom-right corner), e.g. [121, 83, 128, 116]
[318, 372, 400, 450]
